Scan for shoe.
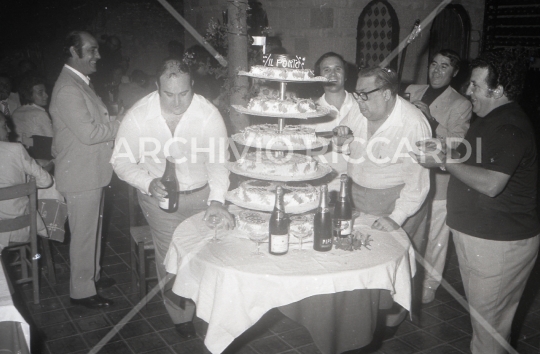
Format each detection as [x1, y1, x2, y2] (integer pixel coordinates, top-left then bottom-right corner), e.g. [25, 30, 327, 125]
[70, 295, 114, 309]
[174, 322, 197, 339]
[422, 288, 436, 304]
[96, 277, 116, 290]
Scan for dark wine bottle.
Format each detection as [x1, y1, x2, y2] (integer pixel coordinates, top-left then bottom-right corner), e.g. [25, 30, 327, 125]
[269, 186, 290, 255]
[333, 174, 352, 238]
[159, 156, 178, 213]
[314, 184, 333, 252]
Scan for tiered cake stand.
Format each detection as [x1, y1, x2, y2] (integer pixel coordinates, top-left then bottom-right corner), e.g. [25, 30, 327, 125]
[226, 71, 333, 214]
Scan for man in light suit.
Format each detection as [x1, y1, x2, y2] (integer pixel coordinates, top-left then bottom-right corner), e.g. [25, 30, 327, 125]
[50, 31, 120, 309]
[405, 49, 472, 304]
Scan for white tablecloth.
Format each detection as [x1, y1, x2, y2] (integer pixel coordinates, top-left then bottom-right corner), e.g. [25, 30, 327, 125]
[0, 258, 31, 351]
[165, 211, 415, 354]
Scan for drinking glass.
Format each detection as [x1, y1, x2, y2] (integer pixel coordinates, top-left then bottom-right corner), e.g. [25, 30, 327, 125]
[249, 232, 268, 256]
[290, 219, 312, 252]
[207, 214, 224, 243]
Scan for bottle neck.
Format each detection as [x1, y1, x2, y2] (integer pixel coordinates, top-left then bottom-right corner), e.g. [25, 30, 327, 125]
[339, 181, 347, 200]
[319, 189, 329, 213]
[274, 193, 286, 217]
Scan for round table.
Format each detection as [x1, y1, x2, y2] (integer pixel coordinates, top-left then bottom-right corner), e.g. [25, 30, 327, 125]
[165, 210, 415, 354]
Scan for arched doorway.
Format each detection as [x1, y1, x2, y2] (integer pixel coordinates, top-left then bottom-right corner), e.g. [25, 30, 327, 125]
[356, 0, 400, 70]
[429, 4, 471, 90]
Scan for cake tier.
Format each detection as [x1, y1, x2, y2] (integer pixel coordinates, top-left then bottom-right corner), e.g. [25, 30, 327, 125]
[235, 151, 318, 177]
[235, 210, 314, 244]
[235, 180, 318, 208]
[242, 124, 317, 149]
[249, 65, 314, 80]
[247, 97, 317, 115]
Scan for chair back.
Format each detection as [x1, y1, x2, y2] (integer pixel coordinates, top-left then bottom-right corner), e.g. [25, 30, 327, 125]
[0, 176, 37, 237]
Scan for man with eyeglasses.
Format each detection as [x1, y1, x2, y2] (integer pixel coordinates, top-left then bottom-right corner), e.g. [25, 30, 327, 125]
[412, 50, 539, 354]
[335, 67, 431, 325]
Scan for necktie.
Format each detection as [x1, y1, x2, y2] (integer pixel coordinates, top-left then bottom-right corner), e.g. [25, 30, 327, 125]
[1, 101, 10, 117]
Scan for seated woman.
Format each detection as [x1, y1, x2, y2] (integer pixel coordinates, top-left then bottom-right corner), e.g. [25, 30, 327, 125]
[0, 112, 52, 249]
[12, 75, 53, 160]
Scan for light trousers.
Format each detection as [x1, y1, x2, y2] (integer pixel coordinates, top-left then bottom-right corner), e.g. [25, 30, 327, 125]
[63, 188, 104, 299]
[423, 199, 450, 291]
[137, 186, 209, 324]
[452, 229, 539, 354]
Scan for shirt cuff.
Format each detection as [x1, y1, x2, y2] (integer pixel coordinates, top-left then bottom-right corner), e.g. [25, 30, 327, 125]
[207, 190, 226, 205]
[388, 209, 408, 226]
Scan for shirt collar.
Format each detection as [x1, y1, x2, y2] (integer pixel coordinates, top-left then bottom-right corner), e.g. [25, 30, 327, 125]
[30, 103, 46, 111]
[64, 64, 90, 85]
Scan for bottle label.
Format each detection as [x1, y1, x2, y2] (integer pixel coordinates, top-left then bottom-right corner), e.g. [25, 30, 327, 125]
[336, 219, 352, 237]
[270, 234, 289, 253]
[159, 198, 177, 210]
[321, 238, 333, 246]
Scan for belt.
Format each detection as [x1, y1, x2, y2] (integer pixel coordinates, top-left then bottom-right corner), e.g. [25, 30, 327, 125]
[178, 184, 208, 195]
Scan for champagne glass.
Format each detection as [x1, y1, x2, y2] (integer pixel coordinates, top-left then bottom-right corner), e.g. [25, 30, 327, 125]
[207, 214, 224, 243]
[290, 219, 312, 252]
[249, 231, 268, 256]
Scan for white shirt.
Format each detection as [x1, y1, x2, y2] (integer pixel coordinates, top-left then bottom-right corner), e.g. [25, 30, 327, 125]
[110, 92, 230, 204]
[340, 97, 431, 225]
[310, 92, 362, 192]
[64, 64, 90, 86]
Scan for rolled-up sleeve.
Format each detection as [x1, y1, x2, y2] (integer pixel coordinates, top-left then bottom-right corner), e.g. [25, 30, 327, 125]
[389, 121, 432, 225]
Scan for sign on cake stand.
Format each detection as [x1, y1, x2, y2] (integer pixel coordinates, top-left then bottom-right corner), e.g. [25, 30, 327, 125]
[226, 65, 333, 215]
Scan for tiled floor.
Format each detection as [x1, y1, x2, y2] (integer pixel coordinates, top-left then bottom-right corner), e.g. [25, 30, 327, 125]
[5, 177, 540, 354]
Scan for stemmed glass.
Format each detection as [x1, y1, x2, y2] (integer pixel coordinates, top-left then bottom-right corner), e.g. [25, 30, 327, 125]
[249, 231, 268, 256]
[290, 219, 312, 252]
[207, 214, 224, 243]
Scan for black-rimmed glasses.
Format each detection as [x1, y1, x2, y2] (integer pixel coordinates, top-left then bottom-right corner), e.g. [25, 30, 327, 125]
[352, 88, 382, 101]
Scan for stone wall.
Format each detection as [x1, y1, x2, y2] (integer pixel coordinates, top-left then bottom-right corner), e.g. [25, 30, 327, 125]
[183, 0, 484, 85]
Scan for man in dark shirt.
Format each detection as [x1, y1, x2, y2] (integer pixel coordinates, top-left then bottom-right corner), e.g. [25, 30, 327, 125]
[412, 50, 540, 354]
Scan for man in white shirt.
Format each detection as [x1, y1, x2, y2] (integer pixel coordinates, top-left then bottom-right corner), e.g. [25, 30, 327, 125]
[50, 31, 120, 310]
[111, 58, 233, 338]
[309, 52, 361, 195]
[335, 67, 431, 324]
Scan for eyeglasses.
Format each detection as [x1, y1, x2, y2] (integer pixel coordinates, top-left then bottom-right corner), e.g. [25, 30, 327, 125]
[352, 87, 382, 101]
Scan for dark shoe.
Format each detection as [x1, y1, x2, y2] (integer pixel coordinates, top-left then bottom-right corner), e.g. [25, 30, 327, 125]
[96, 277, 116, 290]
[174, 322, 196, 339]
[70, 295, 114, 309]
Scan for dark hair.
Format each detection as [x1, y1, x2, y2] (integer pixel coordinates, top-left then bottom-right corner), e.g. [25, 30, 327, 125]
[357, 66, 399, 95]
[433, 49, 461, 70]
[63, 31, 86, 59]
[314, 52, 347, 77]
[470, 49, 529, 101]
[130, 69, 148, 86]
[18, 75, 46, 105]
[156, 59, 191, 87]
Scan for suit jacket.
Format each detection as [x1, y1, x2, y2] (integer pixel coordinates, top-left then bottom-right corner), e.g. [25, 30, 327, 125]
[405, 84, 472, 199]
[50, 67, 119, 193]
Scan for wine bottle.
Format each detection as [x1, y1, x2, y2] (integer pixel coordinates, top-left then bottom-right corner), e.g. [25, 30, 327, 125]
[333, 174, 352, 238]
[314, 184, 333, 252]
[159, 156, 179, 213]
[269, 186, 290, 255]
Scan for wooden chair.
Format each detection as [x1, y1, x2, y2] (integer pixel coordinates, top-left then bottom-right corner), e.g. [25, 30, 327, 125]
[128, 184, 156, 300]
[0, 176, 55, 304]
